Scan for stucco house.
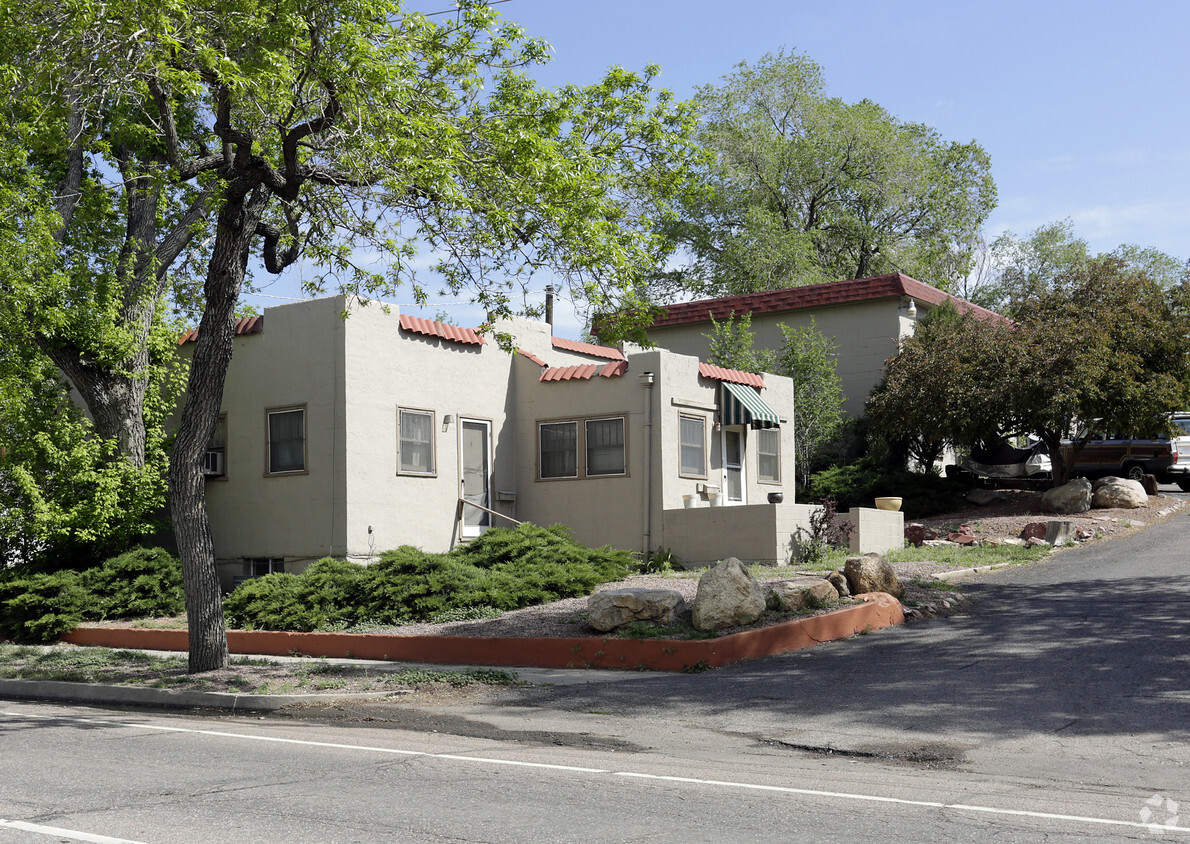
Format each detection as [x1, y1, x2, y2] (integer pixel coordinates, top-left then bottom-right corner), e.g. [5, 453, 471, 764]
[627, 273, 1003, 417]
[178, 294, 907, 588]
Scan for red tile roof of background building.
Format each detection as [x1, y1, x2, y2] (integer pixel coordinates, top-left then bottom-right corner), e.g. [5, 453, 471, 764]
[177, 315, 265, 345]
[650, 273, 1004, 327]
[398, 314, 485, 345]
[551, 336, 625, 360]
[539, 360, 629, 382]
[698, 363, 766, 389]
[517, 349, 548, 367]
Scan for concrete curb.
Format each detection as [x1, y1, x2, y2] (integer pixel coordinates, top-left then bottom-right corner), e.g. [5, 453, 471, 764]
[62, 594, 904, 673]
[0, 678, 396, 712]
[931, 562, 1015, 581]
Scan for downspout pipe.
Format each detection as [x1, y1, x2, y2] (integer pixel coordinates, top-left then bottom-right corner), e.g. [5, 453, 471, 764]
[640, 371, 655, 558]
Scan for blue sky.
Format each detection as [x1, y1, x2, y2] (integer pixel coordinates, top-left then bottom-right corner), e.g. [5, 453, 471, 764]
[249, 0, 1190, 337]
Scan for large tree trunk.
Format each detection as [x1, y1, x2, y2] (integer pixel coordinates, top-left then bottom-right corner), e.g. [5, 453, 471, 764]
[169, 186, 268, 674]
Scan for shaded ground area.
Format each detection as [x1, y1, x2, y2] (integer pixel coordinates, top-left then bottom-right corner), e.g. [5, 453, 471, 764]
[491, 515, 1190, 746]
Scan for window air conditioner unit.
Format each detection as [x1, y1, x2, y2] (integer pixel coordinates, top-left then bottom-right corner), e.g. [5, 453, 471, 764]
[202, 451, 225, 477]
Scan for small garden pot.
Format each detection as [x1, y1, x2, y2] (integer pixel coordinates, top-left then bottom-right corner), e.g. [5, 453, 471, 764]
[708, 493, 722, 507]
[767, 492, 784, 504]
[683, 494, 695, 509]
[874, 496, 902, 511]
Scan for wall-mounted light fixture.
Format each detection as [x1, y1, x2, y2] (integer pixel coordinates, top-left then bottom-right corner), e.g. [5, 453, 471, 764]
[907, 298, 917, 319]
[442, 414, 454, 432]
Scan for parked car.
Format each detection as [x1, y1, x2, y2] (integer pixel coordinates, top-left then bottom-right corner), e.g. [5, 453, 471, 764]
[1061, 416, 1190, 490]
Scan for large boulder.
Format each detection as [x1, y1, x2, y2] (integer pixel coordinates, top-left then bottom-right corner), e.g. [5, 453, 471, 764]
[1092, 477, 1148, 509]
[587, 588, 686, 633]
[691, 557, 767, 631]
[1042, 478, 1092, 514]
[843, 553, 905, 600]
[766, 579, 839, 611]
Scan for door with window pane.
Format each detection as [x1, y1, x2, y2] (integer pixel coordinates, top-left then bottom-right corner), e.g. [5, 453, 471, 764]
[460, 419, 491, 538]
[722, 427, 745, 504]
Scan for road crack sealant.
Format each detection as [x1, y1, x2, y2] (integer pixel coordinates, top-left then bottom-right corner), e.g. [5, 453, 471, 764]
[5, 707, 1188, 838]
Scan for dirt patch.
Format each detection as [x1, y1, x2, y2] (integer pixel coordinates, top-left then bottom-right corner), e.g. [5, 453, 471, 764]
[911, 489, 1186, 544]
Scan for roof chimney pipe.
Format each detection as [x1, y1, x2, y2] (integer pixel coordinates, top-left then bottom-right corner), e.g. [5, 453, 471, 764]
[545, 285, 555, 330]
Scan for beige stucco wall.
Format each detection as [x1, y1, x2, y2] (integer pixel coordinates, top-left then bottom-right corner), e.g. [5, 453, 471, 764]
[645, 298, 915, 418]
[203, 296, 348, 574]
[339, 304, 528, 561]
[198, 294, 802, 573]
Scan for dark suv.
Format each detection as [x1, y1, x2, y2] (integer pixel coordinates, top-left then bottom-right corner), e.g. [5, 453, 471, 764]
[1062, 416, 1190, 489]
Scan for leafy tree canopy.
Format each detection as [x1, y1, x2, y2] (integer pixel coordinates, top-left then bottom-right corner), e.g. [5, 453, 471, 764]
[1, 0, 703, 670]
[657, 49, 996, 300]
[869, 256, 1190, 483]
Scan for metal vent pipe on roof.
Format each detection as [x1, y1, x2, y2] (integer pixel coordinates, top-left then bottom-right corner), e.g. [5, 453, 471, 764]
[545, 285, 555, 329]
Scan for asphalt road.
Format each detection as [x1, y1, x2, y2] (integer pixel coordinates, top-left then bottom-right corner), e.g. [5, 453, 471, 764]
[3, 508, 1190, 841]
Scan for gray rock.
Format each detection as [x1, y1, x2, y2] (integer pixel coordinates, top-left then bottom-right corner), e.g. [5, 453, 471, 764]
[827, 570, 851, 597]
[843, 553, 905, 600]
[587, 588, 686, 632]
[1092, 477, 1148, 509]
[691, 557, 767, 631]
[766, 579, 839, 611]
[965, 488, 1007, 506]
[1044, 520, 1077, 545]
[1042, 478, 1093, 514]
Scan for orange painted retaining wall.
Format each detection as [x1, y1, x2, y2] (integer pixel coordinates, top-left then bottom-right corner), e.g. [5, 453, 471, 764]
[63, 594, 903, 672]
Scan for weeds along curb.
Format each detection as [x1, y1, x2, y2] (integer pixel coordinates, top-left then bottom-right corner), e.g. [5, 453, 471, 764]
[62, 594, 904, 672]
[0, 678, 394, 712]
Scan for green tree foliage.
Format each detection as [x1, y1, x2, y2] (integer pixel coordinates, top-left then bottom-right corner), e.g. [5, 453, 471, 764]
[705, 312, 776, 373]
[774, 319, 845, 488]
[869, 257, 1190, 483]
[662, 49, 996, 299]
[0, 145, 180, 566]
[968, 219, 1188, 315]
[706, 313, 843, 487]
[3, 0, 700, 670]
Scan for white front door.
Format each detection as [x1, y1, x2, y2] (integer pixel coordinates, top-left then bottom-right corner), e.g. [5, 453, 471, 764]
[722, 426, 746, 504]
[460, 419, 492, 538]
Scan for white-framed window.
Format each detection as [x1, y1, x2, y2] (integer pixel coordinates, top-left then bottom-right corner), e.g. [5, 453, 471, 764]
[538, 415, 628, 480]
[586, 417, 626, 476]
[397, 407, 435, 475]
[266, 406, 306, 475]
[757, 428, 781, 483]
[679, 413, 707, 478]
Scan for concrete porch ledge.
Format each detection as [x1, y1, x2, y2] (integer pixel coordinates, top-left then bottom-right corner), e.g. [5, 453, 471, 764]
[61, 595, 903, 673]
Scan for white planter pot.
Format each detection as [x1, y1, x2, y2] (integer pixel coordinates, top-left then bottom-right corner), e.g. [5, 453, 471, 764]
[682, 494, 695, 509]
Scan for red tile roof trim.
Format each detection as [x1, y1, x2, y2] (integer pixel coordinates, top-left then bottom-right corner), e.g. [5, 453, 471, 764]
[651, 273, 1005, 327]
[551, 336, 625, 360]
[517, 349, 547, 367]
[399, 314, 485, 345]
[177, 315, 264, 345]
[698, 363, 765, 389]
[539, 360, 629, 382]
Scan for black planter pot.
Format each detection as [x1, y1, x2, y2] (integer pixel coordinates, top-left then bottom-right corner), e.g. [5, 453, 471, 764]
[767, 492, 784, 504]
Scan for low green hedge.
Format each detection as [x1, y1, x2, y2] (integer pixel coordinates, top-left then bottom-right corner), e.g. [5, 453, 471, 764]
[224, 523, 635, 632]
[0, 547, 184, 643]
[806, 456, 969, 519]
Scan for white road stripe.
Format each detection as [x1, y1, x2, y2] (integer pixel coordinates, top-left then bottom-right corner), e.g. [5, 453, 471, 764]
[5, 709, 1188, 836]
[0, 817, 148, 844]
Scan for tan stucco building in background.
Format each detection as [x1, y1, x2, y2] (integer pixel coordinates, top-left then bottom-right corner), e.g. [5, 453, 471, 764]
[632, 273, 1003, 418]
[179, 295, 909, 587]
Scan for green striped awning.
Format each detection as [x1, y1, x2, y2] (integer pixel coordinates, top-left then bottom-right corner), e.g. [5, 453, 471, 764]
[721, 381, 780, 429]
